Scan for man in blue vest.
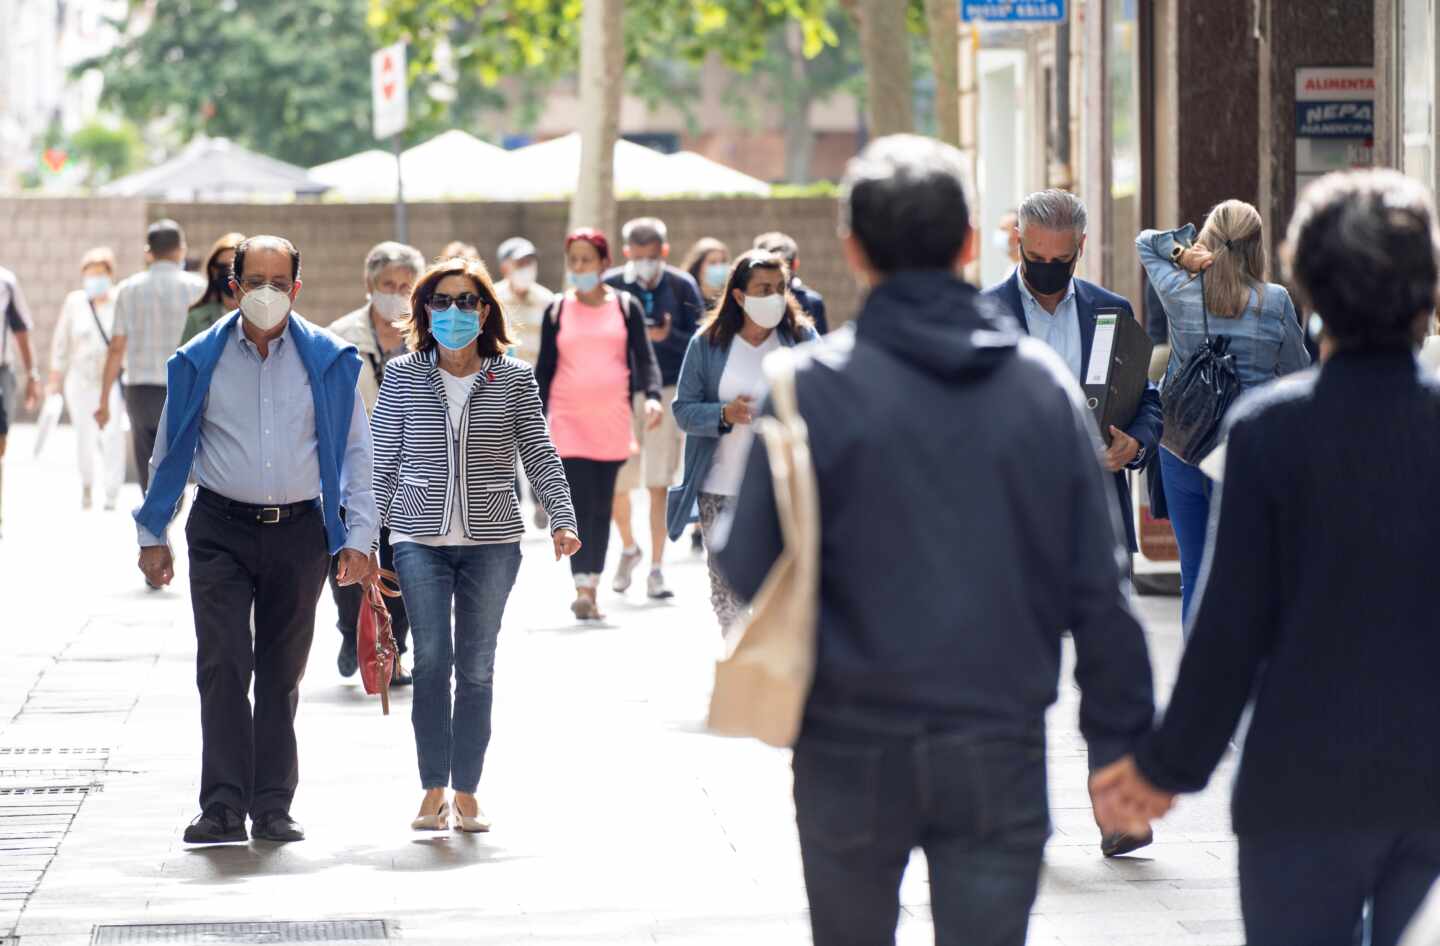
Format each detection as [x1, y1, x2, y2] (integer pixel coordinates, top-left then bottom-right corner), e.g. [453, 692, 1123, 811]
[134, 235, 377, 845]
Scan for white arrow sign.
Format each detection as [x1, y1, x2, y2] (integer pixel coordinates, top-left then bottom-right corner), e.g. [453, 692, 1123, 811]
[372, 42, 408, 141]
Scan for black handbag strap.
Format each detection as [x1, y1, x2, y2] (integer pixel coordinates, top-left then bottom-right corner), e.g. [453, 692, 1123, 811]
[86, 297, 111, 347]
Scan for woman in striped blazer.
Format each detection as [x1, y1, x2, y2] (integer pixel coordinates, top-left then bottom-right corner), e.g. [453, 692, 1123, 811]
[372, 255, 580, 833]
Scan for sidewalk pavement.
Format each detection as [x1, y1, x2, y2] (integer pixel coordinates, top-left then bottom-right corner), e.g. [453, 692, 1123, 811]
[0, 421, 1243, 946]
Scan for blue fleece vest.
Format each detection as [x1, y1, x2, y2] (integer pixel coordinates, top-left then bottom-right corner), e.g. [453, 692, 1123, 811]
[134, 311, 362, 555]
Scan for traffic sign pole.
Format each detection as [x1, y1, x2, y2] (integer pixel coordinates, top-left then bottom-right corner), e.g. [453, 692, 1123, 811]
[372, 42, 409, 242]
[393, 134, 408, 243]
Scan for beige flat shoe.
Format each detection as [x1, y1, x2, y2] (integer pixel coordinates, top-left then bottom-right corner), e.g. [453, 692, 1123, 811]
[411, 800, 451, 831]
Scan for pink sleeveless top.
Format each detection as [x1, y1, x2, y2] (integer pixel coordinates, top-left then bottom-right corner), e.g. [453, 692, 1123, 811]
[547, 292, 636, 462]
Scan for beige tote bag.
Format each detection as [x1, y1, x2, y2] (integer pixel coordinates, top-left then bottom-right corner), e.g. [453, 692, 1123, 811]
[706, 349, 820, 749]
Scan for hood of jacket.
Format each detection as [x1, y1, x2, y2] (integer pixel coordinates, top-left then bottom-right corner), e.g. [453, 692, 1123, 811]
[854, 271, 1021, 379]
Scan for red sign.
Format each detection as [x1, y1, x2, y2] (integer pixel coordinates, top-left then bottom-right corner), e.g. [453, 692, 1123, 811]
[42, 148, 68, 173]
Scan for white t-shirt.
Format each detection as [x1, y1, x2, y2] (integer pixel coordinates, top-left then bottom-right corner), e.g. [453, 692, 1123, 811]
[391, 370, 493, 547]
[703, 332, 781, 496]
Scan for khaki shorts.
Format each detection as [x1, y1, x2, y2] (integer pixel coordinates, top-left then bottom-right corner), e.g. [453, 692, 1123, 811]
[617, 386, 682, 492]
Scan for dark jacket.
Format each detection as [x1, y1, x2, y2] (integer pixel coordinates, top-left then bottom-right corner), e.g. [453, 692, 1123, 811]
[1135, 349, 1440, 835]
[982, 270, 1164, 552]
[603, 264, 705, 387]
[535, 289, 663, 412]
[791, 277, 829, 335]
[715, 271, 1154, 766]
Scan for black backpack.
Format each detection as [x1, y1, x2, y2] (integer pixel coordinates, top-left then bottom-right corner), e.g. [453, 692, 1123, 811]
[1159, 275, 1243, 464]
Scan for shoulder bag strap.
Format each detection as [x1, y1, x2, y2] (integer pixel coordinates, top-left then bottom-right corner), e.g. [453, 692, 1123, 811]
[87, 297, 111, 347]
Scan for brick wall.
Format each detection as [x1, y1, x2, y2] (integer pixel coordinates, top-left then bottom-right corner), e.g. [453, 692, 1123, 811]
[0, 198, 148, 401]
[2, 195, 860, 417]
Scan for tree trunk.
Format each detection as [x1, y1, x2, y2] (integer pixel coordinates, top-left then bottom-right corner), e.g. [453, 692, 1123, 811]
[571, 0, 624, 238]
[925, 0, 961, 146]
[781, 21, 815, 184]
[856, 0, 915, 138]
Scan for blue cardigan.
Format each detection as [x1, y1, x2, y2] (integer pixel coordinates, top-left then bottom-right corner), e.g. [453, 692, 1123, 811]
[134, 311, 363, 555]
[667, 323, 815, 540]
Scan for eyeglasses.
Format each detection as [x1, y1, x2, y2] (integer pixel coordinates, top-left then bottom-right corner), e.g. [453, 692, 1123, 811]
[238, 276, 294, 293]
[427, 292, 483, 313]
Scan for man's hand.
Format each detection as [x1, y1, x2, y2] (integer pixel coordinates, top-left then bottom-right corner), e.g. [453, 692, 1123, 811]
[1088, 755, 1175, 838]
[1177, 245, 1215, 274]
[553, 527, 582, 562]
[646, 312, 672, 344]
[138, 545, 175, 588]
[23, 376, 39, 413]
[722, 395, 756, 427]
[644, 398, 664, 431]
[1104, 426, 1141, 472]
[334, 548, 373, 586]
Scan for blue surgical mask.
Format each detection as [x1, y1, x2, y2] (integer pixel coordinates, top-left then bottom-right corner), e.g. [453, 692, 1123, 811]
[703, 262, 729, 289]
[568, 270, 600, 293]
[430, 305, 481, 351]
[83, 275, 112, 299]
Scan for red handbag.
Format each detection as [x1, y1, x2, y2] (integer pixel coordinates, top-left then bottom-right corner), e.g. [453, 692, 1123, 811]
[357, 569, 403, 715]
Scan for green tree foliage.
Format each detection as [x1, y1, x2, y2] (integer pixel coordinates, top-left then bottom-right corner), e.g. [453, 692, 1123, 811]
[80, 0, 464, 168]
[68, 120, 144, 185]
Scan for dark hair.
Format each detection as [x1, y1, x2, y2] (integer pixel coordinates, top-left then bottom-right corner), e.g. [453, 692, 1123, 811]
[839, 134, 972, 275]
[147, 219, 185, 255]
[404, 256, 513, 357]
[1283, 168, 1440, 350]
[193, 232, 245, 310]
[701, 249, 810, 348]
[565, 227, 611, 264]
[233, 235, 301, 283]
[621, 217, 667, 247]
[753, 231, 798, 266]
[681, 237, 729, 288]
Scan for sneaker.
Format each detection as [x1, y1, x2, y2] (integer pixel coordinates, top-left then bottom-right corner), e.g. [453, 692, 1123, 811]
[647, 569, 675, 601]
[103, 492, 119, 512]
[612, 546, 644, 593]
[81, 486, 93, 510]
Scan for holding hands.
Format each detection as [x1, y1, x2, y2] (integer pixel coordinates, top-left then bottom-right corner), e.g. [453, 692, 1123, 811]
[1088, 755, 1176, 839]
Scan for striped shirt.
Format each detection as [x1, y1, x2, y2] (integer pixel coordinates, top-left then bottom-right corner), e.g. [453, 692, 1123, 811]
[112, 261, 206, 385]
[372, 349, 577, 543]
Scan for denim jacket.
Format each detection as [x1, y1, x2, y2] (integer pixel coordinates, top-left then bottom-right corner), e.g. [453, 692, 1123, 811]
[1137, 225, 1311, 389]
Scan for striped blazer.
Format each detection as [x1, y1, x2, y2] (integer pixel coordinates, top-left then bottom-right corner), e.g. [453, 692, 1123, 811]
[372, 348, 578, 542]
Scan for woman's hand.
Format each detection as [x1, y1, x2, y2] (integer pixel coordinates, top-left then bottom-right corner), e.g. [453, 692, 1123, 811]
[553, 527, 582, 561]
[1177, 245, 1215, 274]
[722, 395, 756, 427]
[644, 397, 664, 431]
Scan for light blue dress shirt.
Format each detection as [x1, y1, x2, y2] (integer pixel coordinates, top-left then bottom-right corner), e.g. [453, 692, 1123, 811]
[137, 319, 378, 553]
[1017, 274, 1083, 381]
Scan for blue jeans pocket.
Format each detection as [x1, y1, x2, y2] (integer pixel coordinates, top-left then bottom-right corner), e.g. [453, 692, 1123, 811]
[793, 737, 885, 853]
[968, 740, 1050, 847]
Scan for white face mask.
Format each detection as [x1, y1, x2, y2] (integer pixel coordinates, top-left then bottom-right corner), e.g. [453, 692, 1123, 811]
[239, 285, 292, 331]
[631, 257, 662, 285]
[509, 263, 537, 292]
[370, 291, 409, 324]
[742, 293, 786, 330]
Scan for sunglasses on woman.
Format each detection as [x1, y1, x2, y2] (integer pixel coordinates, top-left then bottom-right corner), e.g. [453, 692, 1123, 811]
[427, 292, 483, 313]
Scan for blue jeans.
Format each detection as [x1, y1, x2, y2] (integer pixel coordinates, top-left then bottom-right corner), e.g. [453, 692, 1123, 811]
[1159, 447, 1213, 628]
[1239, 830, 1440, 946]
[793, 714, 1049, 946]
[392, 541, 522, 794]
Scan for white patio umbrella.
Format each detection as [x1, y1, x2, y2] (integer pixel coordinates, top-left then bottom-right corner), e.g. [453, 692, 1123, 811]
[399, 130, 510, 199]
[661, 151, 771, 196]
[501, 133, 685, 200]
[309, 149, 399, 201]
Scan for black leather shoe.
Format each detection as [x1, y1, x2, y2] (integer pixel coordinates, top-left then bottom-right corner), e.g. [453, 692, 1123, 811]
[337, 637, 358, 678]
[1102, 830, 1154, 858]
[183, 805, 247, 844]
[251, 811, 305, 843]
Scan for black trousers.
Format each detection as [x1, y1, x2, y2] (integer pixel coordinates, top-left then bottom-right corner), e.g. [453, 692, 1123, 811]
[185, 498, 330, 818]
[123, 383, 167, 494]
[328, 524, 410, 654]
[561, 458, 622, 576]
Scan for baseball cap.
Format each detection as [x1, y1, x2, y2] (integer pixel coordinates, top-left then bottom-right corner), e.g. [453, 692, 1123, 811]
[497, 237, 537, 264]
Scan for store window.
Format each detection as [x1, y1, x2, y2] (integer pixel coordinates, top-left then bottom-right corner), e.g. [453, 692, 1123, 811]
[1108, 0, 1142, 309]
[1402, 0, 1436, 189]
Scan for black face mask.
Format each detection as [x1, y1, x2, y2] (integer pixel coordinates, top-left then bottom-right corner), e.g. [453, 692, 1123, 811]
[1021, 252, 1077, 296]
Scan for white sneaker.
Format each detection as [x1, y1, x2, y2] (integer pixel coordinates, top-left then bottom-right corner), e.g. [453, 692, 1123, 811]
[612, 546, 643, 593]
[647, 569, 675, 600]
[81, 486, 93, 510]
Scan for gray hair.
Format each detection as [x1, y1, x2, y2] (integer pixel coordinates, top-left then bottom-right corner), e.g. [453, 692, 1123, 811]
[1018, 189, 1088, 237]
[622, 216, 668, 247]
[364, 241, 425, 286]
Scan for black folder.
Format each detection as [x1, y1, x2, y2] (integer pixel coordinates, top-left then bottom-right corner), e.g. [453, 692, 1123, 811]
[1084, 307, 1154, 445]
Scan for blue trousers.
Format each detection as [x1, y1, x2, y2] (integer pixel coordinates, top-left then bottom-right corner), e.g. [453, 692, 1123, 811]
[393, 541, 522, 794]
[1159, 447, 1213, 629]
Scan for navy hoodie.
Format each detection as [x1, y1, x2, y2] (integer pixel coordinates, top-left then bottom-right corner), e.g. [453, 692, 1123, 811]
[716, 271, 1154, 767]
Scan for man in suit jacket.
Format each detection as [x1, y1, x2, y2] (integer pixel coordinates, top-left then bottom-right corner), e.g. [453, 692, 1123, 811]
[982, 189, 1162, 555]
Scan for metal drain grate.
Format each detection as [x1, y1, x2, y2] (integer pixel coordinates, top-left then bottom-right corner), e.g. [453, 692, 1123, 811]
[92, 920, 392, 944]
